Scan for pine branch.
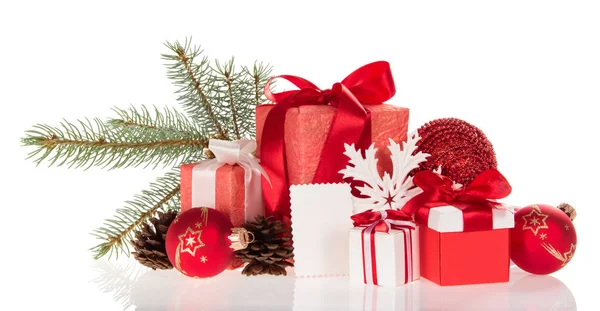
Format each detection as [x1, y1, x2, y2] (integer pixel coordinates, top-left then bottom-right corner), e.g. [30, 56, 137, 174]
[22, 107, 208, 169]
[90, 168, 185, 260]
[108, 105, 201, 137]
[20, 37, 277, 263]
[162, 39, 226, 138]
[163, 38, 272, 140]
[246, 61, 273, 106]
[214, 58, 244, 139]
[242, 61, 273, 137]
[213, 59, 273, 139]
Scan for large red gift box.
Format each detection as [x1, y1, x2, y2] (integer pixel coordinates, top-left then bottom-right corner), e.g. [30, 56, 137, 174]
[256, 104, 409, 184]
[256, 61, 408, 223]
[418, 205, 514, 286]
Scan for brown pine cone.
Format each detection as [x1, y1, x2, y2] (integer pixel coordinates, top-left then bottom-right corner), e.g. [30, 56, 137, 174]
[131, 210, 178, 270]
[235, 216, 294, 276]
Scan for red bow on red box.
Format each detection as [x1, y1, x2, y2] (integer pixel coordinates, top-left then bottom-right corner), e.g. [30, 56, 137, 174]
[260, 61, 396, 222]
[403, 169, 513, 232]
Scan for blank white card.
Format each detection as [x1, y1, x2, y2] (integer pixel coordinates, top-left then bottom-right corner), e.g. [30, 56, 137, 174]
[290, 183, 353, 277]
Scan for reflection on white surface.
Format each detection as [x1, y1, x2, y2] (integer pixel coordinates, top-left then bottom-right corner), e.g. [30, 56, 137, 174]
[93, 263, 575, 310]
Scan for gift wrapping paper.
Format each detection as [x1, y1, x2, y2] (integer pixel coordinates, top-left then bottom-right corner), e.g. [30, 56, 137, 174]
[349, 226, 420, 287]
[418, 205, 514, 286]
[256, 104, 409, 185]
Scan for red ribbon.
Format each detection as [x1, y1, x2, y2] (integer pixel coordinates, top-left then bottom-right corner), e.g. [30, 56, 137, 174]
[402, 169, 512, 232]
[260, 61, 396, 222]
[352, 209, 415, 285]
[351, 209, 414, 233]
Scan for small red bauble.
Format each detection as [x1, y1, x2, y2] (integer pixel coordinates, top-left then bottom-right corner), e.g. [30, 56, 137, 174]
[511, 204, 577, 274]
[166, 207, 234, 278]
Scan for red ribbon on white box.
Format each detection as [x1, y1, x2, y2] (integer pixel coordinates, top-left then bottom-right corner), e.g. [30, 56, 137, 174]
[191, 139, 270, 221]
[358, 210, 416, 285]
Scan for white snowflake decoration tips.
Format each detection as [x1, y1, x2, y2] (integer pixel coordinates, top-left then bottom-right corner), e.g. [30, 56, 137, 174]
[339, 133, 430, 214]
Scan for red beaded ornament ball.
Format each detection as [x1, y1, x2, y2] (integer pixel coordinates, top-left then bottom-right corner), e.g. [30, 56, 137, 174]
[414, 118, 497, 186]
[166, 207, 234, 278]
[511, 204, 577, 275]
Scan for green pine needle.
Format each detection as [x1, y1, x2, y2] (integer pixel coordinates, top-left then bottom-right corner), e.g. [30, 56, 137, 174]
[213, 58, 273, 139]
[162, 38, 225, 138]
[21, 106, 208, 170]
[161, 38, 272, 140]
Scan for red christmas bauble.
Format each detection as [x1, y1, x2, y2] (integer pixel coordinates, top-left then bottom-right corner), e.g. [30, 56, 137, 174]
[414, 118, 497, 186]
[511, 204, 577, 274]
[166, 207, 234, 278]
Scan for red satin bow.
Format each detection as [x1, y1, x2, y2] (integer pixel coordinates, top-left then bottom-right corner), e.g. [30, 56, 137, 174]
[402, 169, 512, 232]
[260, 61, 396, 222]
[351, 209, 414, 233]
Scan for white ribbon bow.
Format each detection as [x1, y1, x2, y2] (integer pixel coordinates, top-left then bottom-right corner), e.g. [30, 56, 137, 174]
[191, 139, 270, 221]
[208, 139, 270, 184]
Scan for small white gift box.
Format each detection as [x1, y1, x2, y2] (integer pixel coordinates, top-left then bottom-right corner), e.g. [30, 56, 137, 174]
[349, 215, 420, 287]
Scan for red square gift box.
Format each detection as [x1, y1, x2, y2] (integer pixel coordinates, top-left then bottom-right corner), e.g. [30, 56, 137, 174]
[255, 61, 408, 221]
[180, 139, 267, 227]
[418, 206, 514, 286]
[402, 169, 515, 286]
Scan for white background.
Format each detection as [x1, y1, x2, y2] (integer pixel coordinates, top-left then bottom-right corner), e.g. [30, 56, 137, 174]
[1, 0, 599, 310]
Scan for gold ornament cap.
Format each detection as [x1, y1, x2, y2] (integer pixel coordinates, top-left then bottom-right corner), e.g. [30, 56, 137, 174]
[557, 202, 577, 221]
[229, 227, 255, 250]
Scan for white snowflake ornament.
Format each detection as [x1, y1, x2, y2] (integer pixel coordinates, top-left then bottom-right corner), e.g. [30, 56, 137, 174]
[339, 133, 429, 214]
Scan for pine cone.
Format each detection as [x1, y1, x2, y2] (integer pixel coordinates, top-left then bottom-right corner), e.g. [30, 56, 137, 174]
[235, 216, 294, 276]
[557, 203, 577, 221]
[131, 210, 178, 270]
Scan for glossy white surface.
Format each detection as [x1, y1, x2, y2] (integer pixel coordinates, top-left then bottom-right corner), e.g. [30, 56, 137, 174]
[89, 262, 576, 310]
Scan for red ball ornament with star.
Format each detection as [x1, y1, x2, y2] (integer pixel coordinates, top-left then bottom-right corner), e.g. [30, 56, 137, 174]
[166, 207, 234, 278]
[511, 204, 577, 275]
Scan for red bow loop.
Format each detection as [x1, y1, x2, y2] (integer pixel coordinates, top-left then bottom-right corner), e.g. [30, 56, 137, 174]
[402, 169, 512, 232]
[352, 209, 414, 233]
[261, 62, 397, 222]
[341, 61, 396, 104]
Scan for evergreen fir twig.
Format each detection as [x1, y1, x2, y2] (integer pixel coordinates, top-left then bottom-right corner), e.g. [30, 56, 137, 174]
[214, 58, 242, 139]
[246, 61, 274, 106]
[212, 59, 273, 139]
[162, 39, 226, 138]
[109, 105, 196, 136]
[21, 107, 208, 169]
[243, 62, 273, 136]
[90, 168, 184, 260]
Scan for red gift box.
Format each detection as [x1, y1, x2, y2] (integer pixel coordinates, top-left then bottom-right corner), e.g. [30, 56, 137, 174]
[256, 61, 408, 221]
[256, 104, 409, 184]
[181, 164, 250, 227]
[402, 169, 515, 286]
[418, 207, 513, 286]
[180, 139, 266, 227]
